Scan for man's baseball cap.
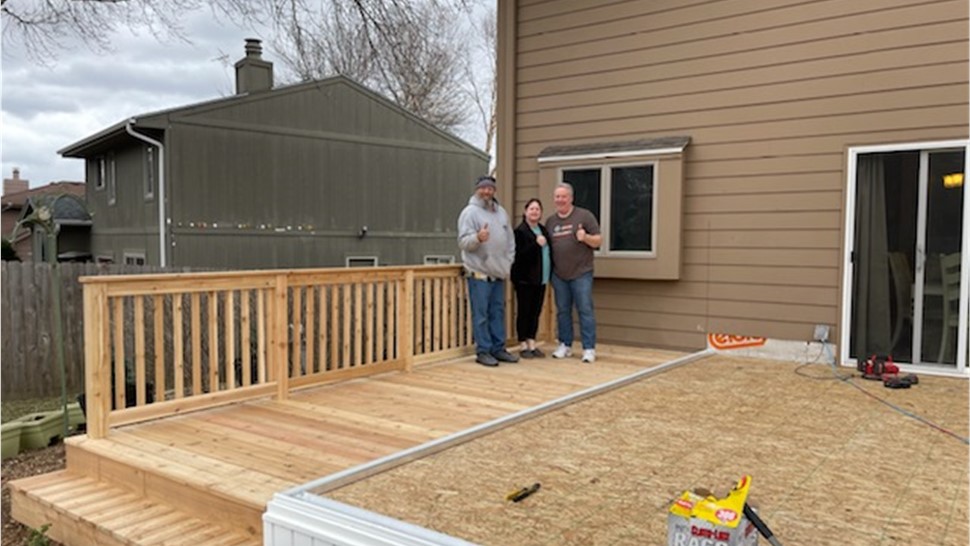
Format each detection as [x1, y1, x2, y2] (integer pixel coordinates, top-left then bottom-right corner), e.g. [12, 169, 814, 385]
[475, 176, 497, 189]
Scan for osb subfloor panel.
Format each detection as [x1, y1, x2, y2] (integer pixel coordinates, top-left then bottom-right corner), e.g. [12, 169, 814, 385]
[80, 344, 686, 509]
[327, 355, 970, 546]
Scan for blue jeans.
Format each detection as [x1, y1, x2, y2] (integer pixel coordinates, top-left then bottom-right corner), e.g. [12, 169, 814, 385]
[468, 278, 507, 355]
[551, 271, 595, 349]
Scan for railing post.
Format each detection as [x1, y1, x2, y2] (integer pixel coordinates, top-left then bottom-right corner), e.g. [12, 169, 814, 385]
[400, 270, 414, 372]
[273, 274, 290, 400]
[82, 283, 110, 438]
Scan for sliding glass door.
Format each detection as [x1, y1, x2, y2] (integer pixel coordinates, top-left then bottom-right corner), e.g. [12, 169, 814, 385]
[847, 145, 966, 368]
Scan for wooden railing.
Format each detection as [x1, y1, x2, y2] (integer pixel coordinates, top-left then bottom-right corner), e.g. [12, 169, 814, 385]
[80, 265, 473, 438]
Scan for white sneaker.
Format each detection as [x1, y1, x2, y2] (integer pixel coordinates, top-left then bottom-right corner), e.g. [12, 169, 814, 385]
[552, 343, 572, 359]
[582, 349, 596, 363]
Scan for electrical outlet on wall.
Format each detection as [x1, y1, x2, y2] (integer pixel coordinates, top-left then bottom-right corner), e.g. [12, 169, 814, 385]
[813, 324, 830, 343]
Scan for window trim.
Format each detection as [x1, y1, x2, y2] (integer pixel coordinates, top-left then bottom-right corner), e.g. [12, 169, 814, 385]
[346, 256, 379, 268]
[106, 153, 117, 206]
[123, 252, 146, 265]
[95, 157, 107, 190]
[559, 161, 658, 259]
[423, 255, 455, 265]
[537, 141, 686, 280]
[144, 146, 156, 201]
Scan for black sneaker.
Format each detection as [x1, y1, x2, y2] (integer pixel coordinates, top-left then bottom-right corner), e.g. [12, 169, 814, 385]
[519, 349, 535, 359]
[531, 348, 545, 358]
[492, 350, 520, 363]
[476, 352, 499, 367]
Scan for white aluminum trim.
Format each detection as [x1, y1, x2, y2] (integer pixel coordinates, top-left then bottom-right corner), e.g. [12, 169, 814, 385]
[537, 146, 685, 164]
[265, 493, 477, 546]
[959, 145, 970, 371]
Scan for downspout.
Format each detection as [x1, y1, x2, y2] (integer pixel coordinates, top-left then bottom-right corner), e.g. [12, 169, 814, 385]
[125, 119, 167, 267]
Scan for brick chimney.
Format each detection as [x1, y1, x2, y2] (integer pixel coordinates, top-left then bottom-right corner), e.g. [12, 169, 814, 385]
[234, 38, 273, 95]
[3, 168, 29, 196]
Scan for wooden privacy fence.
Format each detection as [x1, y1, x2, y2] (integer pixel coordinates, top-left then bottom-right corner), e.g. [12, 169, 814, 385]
[0, 262, 199, 400]
[81, 264, 476, 438]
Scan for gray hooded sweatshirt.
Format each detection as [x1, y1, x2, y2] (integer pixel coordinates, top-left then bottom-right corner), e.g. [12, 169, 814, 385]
[457, 194, 515, 279]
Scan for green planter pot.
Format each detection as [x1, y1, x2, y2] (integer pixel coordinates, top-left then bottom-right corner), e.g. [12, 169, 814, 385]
[1, 422, 24, 459]
[15, 411, 66, 450]
[67, 402, 85, 427]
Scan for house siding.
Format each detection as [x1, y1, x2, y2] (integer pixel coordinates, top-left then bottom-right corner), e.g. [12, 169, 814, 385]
[80, 78, 486, 269]
[504, 0, 969, 349]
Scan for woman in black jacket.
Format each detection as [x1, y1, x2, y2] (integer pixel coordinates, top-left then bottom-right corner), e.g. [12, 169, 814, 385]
[511, 198, 552, 358]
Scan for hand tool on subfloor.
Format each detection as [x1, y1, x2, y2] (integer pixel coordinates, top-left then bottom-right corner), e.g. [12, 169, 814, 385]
[506, 482, 541, 502]
[743, 503, 783, 546]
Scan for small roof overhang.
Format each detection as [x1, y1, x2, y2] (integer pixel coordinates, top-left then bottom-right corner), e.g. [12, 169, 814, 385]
[537, 136, 690, 163]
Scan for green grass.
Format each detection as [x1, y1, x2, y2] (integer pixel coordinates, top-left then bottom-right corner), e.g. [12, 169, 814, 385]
[1, 397, 67, 423]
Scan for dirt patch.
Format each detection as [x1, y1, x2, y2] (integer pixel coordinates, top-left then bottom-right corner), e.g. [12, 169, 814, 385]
[2, 444, 66, 546]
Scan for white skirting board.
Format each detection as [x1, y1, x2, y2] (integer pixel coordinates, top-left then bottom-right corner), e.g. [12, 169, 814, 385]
[264, 493, 477, 546]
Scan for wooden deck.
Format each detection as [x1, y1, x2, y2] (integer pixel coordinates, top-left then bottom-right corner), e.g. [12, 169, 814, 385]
[10, 344, 687, 546]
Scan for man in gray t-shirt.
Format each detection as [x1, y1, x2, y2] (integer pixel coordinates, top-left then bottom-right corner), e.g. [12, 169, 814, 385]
[546, 182, 601, 363]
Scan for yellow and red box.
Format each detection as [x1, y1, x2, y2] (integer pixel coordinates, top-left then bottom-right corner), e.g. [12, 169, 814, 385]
[667, 475, 759, 546]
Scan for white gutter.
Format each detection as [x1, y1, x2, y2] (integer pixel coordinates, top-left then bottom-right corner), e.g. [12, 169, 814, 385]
[125, 119, 167, 267]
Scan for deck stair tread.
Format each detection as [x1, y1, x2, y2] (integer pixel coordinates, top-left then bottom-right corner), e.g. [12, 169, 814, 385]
[10, 470, 260, 546]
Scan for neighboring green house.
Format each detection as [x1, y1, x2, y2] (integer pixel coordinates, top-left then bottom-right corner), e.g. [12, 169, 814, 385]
[59, 39, 488, 269]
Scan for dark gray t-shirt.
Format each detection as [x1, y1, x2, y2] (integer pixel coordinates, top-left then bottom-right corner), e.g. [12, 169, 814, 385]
[546, 207, 600, 280]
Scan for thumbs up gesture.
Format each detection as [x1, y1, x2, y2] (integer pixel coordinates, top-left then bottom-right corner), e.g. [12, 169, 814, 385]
[576, 223, 586, 242]
[536, 233, 547, 247]
[477, 223, 490, 242]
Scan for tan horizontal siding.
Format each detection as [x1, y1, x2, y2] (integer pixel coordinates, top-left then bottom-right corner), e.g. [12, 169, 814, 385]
[518, 66, 966, 128]
[597, 324, 707, 351]
[684, 191, 840, 214]
[519, 37, 964, 107]
[518, 0, 961, 69]
[687, 265, 840, 288]
[513, 126, 964, 174]
[509, 0, 968, 349]
[684, 229, 841, 250]
[520, 0, 761, 35]
[517, 103, 965, 145]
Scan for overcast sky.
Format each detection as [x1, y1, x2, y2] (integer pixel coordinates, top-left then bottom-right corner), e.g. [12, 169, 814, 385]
[1, 5, 491, 188]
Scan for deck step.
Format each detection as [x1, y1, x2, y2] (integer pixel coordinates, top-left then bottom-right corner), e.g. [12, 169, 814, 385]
[9, 470, 260, 546]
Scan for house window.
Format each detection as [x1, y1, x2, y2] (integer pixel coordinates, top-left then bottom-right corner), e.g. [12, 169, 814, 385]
[346, 256, 378, 267]
[123, 252, 146, 265]
[106, 153, 117, 206]
[144, 146, 155, 200]
[537, 136, 688, 280]
[424, 255, 455, 264]
[95, 157, 107, 190]
[562, 163, 656, 256]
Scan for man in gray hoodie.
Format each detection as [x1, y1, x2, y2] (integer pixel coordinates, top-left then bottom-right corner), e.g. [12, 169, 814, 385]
[457, 176, 519, 366]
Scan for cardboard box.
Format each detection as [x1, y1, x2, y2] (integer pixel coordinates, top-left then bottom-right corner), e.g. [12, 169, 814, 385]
[667, 476, 759, 546]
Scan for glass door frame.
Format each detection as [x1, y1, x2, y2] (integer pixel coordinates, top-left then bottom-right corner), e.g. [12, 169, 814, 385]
[840, 139, 970, 375]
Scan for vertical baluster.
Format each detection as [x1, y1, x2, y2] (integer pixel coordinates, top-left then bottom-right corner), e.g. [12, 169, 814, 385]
[153, 294, 166, 402]
[225, 290, 236, 389]
[173, 294, 184, 399]
[306, 286, 316, 374]
[113, 298, 125, 410]
[191, 293, 202, 395]
[376, 281, 385, 363]
[134, 296, 146, 406]
[342, 284, 351, 369]
[241, 289, 252, 386]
